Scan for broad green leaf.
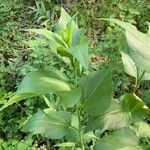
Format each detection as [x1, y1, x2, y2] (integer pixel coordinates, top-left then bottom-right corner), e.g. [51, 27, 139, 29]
[122, 93, 149, 121]
[0, 70, 80, 110]
[16, 70, 70, 93]
[86, 94, 149, 132]
[22, 111, 74, 139]
[132, 121, 150, 138]
[86, 99, 130, 132]
[121, 51, 137, 79]
[102, 18, 150, 73]
[80, 68, 112, 115]
[94, 128, 142, 150]
[126, 30, 150, 61]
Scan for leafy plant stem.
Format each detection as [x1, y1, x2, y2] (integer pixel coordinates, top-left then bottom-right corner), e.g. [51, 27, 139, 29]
[133, 71, 145, 93]
[77, 108, 85, 150]
[74, 58, 84, 149]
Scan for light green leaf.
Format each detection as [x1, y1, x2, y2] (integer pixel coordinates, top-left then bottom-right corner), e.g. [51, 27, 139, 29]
[94, 128, 142, 150]
[127, 47, 150, 73]
[61, 21, 80, 47]
[121, 50, 150, 80]
[16, 70, 70, 93]
[126, 30, 150, 61]
[86, 99, 130, 132]
[80, 68, 112, 115]
[121, 51, 137, 79]
[22, 111, 74, 139]
[132, 121, 150, 138]
[122, 93, 149, 121]
[102, 18, 150, 73]
[55, 7, 77, 35]
[0, 70, 80, 110]
[67, 38, 89, 70]
[55, 8, 89, 70]
[26, 28, 68, 49]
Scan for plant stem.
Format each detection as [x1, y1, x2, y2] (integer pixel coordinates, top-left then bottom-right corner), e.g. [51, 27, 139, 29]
[74, 59, 84, 150]
[77, 108, 85, 150]
[133, 71, 145, 93]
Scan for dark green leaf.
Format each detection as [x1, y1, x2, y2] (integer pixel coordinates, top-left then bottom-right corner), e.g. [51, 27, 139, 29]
[80, 68, 112, 115]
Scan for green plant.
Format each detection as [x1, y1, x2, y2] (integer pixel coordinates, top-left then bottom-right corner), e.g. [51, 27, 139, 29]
[29, 0, 58, 26]
[30, 0, 50, 21]
[1, 8, 150, 149]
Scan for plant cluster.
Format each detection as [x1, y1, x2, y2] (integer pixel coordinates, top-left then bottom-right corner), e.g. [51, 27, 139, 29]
[1, 8, 150, 150]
